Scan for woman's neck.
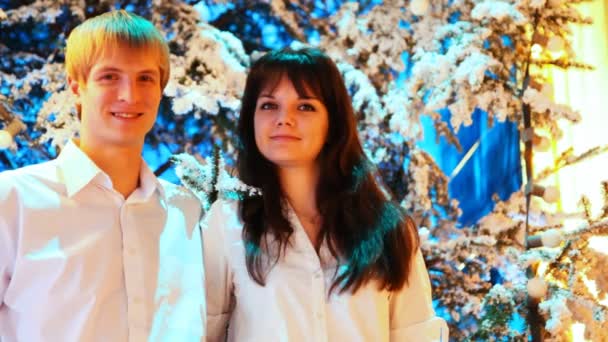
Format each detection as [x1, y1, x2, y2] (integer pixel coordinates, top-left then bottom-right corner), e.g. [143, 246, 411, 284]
[278, 165, 322, 246]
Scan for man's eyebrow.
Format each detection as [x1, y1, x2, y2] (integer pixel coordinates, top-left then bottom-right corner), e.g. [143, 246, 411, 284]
[138, 69, 160, 75]
[92, 67, 159, 75]
[92, 66, 122, 74]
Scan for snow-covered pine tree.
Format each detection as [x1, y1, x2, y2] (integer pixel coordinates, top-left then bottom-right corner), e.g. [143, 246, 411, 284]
[1, 1, 604, 340]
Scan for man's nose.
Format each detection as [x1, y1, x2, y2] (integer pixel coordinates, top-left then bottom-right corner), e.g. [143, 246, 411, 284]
[117, 78, 140, 104]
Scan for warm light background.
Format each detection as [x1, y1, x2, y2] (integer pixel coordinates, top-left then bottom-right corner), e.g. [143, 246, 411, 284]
[539, 0, 608, 219]
[546, 3, 608, 338]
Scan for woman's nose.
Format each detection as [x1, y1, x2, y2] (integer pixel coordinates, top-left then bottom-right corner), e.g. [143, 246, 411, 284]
[276, 108, 294, 126]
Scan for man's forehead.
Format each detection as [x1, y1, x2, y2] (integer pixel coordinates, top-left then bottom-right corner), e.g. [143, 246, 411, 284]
[92, 44, 161, 72]
[98, 42, 160, 59]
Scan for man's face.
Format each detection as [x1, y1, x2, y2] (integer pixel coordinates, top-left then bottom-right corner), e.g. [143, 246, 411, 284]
[70, 45, 162, 149]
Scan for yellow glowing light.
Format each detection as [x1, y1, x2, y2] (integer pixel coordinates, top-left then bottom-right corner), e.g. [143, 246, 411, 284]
[580, 275, 608, 307]
[547, 36, 565, 52]
[531, 43, 543, 60]
[548, 49, 566, 60]
[545, 0, 608, 217]
[588, 236, 608, 255]
[537, 261, 548, 276]
[581, 273, 599, 298]
[570, 322, 589, 342]
[579, 245, 608, 308]
[540, 260, 568, 289]
[534, 3, 607, 338]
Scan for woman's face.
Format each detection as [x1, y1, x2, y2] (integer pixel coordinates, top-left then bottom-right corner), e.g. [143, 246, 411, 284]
[253, 76, 329, 170]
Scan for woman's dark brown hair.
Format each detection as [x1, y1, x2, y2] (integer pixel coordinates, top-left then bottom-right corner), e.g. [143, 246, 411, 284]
[236, 47, 419, 293]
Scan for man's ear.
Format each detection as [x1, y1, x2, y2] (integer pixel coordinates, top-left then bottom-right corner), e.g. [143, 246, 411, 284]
[68, 76, 81, 97]
[68, 76, 82, 120]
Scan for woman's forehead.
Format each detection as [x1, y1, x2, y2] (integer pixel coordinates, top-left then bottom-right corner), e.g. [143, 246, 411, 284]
[258, 72, 319, 98]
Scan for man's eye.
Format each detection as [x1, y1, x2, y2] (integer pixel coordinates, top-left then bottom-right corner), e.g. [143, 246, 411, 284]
[140, 75, 155, 82]
[100, 74, 118, 81]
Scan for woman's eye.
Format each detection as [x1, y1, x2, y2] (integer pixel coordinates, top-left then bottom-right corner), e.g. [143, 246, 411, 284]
[298, 103, 316, 111]
[260, 102, 277, 110]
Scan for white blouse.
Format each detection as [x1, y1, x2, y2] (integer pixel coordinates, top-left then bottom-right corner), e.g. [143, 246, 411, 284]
[202, 199, 448, 342]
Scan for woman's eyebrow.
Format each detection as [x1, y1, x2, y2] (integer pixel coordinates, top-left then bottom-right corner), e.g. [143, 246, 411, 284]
[298, 95, 320, 100]
[257, 93, 320, 100]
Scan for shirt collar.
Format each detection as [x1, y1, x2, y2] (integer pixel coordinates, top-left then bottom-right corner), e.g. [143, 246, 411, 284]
[284, 201, 339, 267]
[57, 140, 164, 199]
[135, 159, 165, 200]
[57, 140, 106, 197]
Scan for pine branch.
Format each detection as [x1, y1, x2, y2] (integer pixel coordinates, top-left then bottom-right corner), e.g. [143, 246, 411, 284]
[601, 181, 608, 219]
[0, 100, 12, 122]
[566, 217, 608, 237]
[531, 59, 594, 70]
[580, 195, 594, 223]
[433, 118, 462, 152]
[536, 145, 608, 181]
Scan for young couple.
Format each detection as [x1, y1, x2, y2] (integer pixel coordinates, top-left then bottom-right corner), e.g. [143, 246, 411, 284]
[0, 10, 448, 342]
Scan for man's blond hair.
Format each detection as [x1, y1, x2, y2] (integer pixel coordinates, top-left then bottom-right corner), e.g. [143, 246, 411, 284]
[65, 10, 170, 89]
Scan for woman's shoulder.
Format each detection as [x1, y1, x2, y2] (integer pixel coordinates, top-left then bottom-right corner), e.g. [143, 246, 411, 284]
[201, 198, 244, 238]
[200, 199, 244, 277]
[208, 197, 239, 214]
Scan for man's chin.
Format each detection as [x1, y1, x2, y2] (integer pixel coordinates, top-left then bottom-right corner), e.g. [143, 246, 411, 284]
[83, 135, 147, 150]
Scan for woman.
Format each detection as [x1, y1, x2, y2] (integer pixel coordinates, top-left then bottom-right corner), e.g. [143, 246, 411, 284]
[202, 47, 448, 341]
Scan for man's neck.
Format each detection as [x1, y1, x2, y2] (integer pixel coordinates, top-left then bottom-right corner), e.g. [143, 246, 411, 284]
[78, 140, 143, 198]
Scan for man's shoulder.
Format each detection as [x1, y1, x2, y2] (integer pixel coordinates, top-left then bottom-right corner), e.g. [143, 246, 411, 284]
[158, 178, 203, 212]
[158, 178, 195, 199]
[0, 160, 60, 198]
[0, 159, 58, 178]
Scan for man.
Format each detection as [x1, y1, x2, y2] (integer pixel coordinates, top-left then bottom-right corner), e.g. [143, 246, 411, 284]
[0, 10, 205, 341]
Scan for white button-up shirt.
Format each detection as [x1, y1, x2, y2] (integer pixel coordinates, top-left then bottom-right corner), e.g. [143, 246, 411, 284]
[0, 141, 206, 342]
[202, 199, 448, 342]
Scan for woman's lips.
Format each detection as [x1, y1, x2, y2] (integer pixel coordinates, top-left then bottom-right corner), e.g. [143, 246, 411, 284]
[270, 135, 300, 141]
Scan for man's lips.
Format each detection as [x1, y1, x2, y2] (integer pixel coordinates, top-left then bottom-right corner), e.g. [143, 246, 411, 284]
[110, 112, 143, 119]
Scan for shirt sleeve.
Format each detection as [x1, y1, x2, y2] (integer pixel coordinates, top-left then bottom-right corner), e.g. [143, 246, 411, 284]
[0, 175, 17, 309]
[0, 216, 11, 305]
[389, 249, 449, 342]
[201, 200, 236, 342]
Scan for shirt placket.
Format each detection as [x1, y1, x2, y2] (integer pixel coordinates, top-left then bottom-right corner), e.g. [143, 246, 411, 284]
[120, 201, 147, 342]
[311, 263, 329, 342]
[288, 206, 331, 342]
